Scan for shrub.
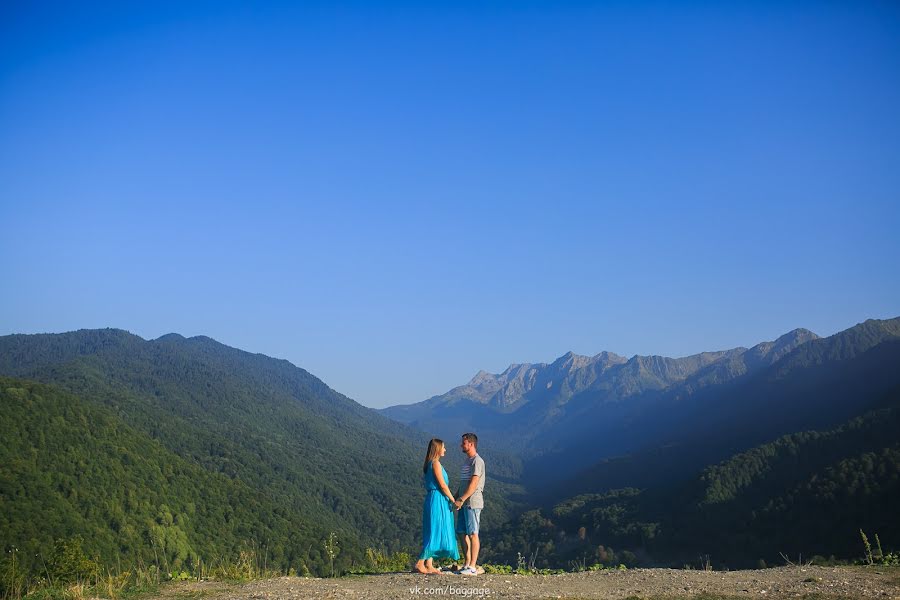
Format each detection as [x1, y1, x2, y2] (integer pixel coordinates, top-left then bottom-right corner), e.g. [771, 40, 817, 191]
[46, 538, 100, 585]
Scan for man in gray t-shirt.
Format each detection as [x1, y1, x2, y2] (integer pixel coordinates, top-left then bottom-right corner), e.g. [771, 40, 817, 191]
[454, 433, 486, 575]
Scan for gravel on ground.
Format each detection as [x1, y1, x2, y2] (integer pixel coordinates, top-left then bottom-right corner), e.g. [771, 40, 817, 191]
[150, 566, 900, 600]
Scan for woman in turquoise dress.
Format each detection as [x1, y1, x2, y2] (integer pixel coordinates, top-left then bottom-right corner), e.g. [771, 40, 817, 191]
[414, 438, 460, 574]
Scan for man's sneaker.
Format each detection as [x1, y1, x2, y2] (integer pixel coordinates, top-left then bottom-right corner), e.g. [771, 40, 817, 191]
[458, 566, 477, 576]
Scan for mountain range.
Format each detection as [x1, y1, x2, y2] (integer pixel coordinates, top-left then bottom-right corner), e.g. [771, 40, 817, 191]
[380, 318, 900, 566]
[382, 319, 900, 489]
[2, 316, 898, 576]
[381, 328, 821, 454]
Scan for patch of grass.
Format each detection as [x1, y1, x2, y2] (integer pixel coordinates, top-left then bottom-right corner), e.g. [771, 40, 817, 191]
[481, 561, 625, 576]
[18, 581, 161, 600]
[346, 548, 412, 575]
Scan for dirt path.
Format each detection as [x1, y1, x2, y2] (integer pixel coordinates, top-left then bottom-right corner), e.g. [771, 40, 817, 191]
[154, 566, 900, 600]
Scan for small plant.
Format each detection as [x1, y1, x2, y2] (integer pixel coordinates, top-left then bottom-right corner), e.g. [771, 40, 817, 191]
[209, 547, 270, 581]
[516, 552, 527, 573]
[529, 548, 541, 572]
[323, 532, 340, 578]
[860, 529, 874, 565]
[350, 548, 412, 574]
[46, 537, 100, 586]
[2, 548, 25, 600]
[65, 582, 85, 600]
[102, 570, 131, 599]
[569, 556, 588, 572]
[879, 552, 900, 566]
[859, 531, 898, 566]
[133, 562, 160, 587]
[482, 563, 513, 574]
[239, 550, 255, 580]
[779, 552, 812, 567]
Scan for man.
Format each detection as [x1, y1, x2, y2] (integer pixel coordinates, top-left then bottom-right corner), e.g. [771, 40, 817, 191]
[453, 432, 486, 576]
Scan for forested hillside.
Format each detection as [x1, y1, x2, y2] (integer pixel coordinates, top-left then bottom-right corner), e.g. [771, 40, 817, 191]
[0, 330, 518, 579]
[1, 378, 328, 576]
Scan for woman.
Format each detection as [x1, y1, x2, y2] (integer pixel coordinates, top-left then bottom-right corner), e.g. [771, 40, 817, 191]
[414, 438, 460, 574]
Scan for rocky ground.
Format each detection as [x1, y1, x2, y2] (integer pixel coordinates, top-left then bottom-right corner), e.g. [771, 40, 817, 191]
[151, 566, 900, 600]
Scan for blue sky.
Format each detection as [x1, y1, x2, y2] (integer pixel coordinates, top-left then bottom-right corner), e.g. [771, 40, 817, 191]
[2, 1, 899, 408]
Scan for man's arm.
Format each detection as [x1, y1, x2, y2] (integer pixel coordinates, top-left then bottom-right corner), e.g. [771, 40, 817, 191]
[453, 475, 480, 508]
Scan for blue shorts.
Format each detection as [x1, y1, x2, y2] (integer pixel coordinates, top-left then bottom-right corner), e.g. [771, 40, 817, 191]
[456, 506, 481, 535]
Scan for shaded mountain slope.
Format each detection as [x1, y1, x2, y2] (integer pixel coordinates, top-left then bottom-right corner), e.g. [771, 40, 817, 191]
[487, 378, 900, 568]
[383, 325, 836, 484]
[546, 326, 900, 497]
[381, 346, 755, 456]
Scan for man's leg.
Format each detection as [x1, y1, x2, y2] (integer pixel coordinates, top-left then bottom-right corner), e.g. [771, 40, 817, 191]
[469, 534, 480, 568]
[458, 533, 472, 566]
[468, 509, 483, 573]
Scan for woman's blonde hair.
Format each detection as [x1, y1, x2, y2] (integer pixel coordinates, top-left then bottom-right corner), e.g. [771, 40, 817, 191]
[422, 438, 444, 473]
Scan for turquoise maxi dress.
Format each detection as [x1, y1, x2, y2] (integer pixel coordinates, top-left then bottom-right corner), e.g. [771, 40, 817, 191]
[419, 461, 460, 560]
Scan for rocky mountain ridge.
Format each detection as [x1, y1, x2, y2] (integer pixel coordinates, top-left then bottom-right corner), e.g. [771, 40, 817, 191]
[381, 327, 821, 442]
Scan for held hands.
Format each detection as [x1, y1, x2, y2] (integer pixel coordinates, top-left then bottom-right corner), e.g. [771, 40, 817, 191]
[453, 499, 463, 510]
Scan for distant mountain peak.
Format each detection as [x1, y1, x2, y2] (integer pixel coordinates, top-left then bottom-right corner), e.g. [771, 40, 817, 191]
[155, 333, 185, 342]
[468, 369, 495, 386]
[776, 328, 819, 344]
[153, 333, 223, 345]
[551, 351, 594, 371]
[500, 363, 533, 377]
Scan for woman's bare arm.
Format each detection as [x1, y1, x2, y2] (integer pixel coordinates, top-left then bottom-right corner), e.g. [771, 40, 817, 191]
[432, 460, 455, 503]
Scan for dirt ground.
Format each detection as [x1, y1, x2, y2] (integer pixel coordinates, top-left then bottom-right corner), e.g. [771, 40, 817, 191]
[151, 566, 900, 600]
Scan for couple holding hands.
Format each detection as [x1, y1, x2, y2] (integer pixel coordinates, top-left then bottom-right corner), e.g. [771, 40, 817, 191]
[414, 433, 486, 576]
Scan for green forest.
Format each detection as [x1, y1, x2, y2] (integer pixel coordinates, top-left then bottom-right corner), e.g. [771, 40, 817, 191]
[0, 376, 398, 579]
[0, 329, 519, 587]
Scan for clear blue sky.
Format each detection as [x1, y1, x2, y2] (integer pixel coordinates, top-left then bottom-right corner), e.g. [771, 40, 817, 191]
[2, 1, 899, 408]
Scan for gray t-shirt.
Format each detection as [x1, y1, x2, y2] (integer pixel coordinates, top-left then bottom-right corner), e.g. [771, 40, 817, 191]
[458, 453, 486, 509]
